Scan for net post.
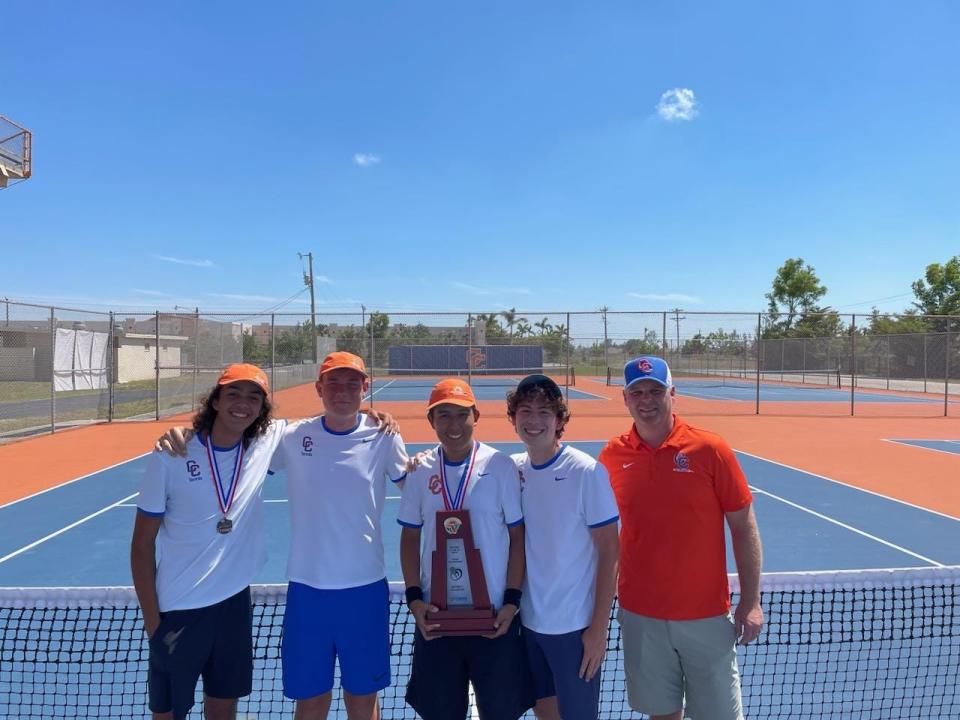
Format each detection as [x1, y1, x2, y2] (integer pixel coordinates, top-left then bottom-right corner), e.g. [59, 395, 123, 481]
[49, 306, 56, 433]
[270, 314, 276, 404]
[886, 333, 891, 391]
[755, 313, 761, 415]
[107, 311, 115, 422]
[850, 314, 856, 416]
[923, 332, 928, 393]
[155, 310, 160, 421]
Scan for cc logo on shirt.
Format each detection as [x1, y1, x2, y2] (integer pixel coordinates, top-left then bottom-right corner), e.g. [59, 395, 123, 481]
[186, 461, 201, 479]
[428, 475, 442, 495]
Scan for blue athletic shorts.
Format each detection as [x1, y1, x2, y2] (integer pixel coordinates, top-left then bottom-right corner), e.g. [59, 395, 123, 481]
[524, 626, 601, 719]
[282, 578, 390, 699]
[148, 587, 253, 720]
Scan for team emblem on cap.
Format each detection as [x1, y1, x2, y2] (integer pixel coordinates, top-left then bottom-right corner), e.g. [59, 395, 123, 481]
[451, 385, 465, 395]
[443, 517, 463, 535]
[638, 359, 653, 374]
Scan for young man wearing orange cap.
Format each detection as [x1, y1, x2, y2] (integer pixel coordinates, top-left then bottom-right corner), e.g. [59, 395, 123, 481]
[397, 378, 534, 720]
[132, 363, 285, 720]
[269, 351, 408, 720]
[599, 356, 763, 720]
[506, 374, 619, 720]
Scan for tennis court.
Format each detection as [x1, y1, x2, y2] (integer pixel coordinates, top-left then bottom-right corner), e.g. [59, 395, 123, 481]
[2, 412, 959, 718]
[367, 375, 604, 403]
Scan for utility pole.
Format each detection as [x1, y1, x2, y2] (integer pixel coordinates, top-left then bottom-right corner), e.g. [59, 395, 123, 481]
[298, 252, 317, 362]
[599, 305, 610, 372]
[670, 307, 685, 357]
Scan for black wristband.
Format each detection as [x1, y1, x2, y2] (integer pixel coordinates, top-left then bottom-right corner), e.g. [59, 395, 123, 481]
[405, 586, 424, 605]
[502, 587, 522, 610]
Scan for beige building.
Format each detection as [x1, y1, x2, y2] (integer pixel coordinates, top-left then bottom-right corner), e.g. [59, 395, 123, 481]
[116, 334, 188, 383]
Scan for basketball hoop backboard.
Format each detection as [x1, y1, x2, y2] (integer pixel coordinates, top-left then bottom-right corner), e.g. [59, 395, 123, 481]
[0, 116, 32, 188]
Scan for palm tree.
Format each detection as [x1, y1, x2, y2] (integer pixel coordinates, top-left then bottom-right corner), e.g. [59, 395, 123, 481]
[516, 321, 532, 338]
[535, 317, 552, 335]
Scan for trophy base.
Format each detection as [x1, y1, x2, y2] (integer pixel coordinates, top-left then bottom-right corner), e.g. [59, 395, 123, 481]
[429, 607, 497, 637]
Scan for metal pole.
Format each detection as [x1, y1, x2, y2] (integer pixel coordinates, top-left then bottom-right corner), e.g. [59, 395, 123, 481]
[945, 322, 951, 417]
[565, 312, 571, 400]
[192, 308, 200, 410]
[50, 307, 56, 433]
[155, 311, 160, 421]
[270, 314, 276, 404]
[886, 334, 891, 391]
[308, 253, 317, 363]
[108, 311, 115, 422]
[662, 312, 668, 360]
[850, 315, 856, 416]
[923, 333, 928, 394]
[755, 313, 761, 415]
[467, 313, 474, 387]
[368, 316, 376, 409]
[802, 337, 806, 384]
[601, 307, 609, 375]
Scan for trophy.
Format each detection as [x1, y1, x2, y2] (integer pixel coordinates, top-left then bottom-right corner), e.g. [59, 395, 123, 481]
[429, 509, 497, 636]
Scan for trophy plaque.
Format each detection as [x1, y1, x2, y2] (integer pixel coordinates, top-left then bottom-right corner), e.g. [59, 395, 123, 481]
[428, 509, 496, 636]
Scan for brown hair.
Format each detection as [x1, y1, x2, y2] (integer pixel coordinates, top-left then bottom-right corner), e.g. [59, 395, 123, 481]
[192, 384, 273, 448]
[506, 384, 571, 439]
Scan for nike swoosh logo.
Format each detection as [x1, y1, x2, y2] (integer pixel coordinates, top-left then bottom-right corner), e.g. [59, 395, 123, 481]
[478, 472, 490, 477]
[622, 462, 634, 469]
[164, 627, 185, 654]
[372, 671, 386, 682]
[554, 477, 566, 482]
[361, 438, 375, 443]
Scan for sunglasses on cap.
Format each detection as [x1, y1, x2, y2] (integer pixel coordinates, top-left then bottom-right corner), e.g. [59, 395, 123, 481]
[515, 374, 563, 399]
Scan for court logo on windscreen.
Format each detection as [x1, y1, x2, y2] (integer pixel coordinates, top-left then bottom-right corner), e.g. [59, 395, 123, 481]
[186, 461, 202, 480]
[673, 452, 693, 473]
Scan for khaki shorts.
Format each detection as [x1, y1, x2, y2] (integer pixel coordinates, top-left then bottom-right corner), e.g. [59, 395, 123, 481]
[618, 608, 743, 720]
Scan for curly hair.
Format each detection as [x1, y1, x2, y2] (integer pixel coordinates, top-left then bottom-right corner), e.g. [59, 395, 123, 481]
[505, 384, 571, 439]
[192, 384, 273, 447]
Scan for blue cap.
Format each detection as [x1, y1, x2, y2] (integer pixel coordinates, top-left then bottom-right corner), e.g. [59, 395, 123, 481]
[624, 356, 673, 389]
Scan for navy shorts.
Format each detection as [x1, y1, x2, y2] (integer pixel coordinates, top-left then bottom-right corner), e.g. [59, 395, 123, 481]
[525, 626, 601, 719]
[406, 617, 535, 720]
[282, 578, 391, 699]
[148, 587, 253, 720]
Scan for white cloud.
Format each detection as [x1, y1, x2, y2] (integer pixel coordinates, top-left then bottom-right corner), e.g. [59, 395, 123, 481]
[627, 292, 702, 303]
[155, 255, 214, 268]
[208, 293, 283, 303]
[656, 88, 699, 122]
[314, 275, 333, 284]
[450, 282, 534, 296]
[132, 289, 169, 297]
[353, 153, 381, 167]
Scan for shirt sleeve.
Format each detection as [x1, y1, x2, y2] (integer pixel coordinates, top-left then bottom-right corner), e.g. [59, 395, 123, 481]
[385, 433, 409, 484]
[397, 470, 423, 528]
[269, 425, 292, 474]
[499, 456, 524, 527]
[137, 451, 168, 516]
[713, 439, 753, 512]
[582, 461, 620, 529]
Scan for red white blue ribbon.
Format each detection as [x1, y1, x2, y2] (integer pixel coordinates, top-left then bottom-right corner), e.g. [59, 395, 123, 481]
[437, 442, 479, 511]
[205, 438, 245, 516]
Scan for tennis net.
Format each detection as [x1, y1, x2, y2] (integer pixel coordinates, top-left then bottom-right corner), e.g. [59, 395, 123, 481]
[607, 367, 841, 391]
[2, 567, 958, 718]
[370, 368, 576, 389]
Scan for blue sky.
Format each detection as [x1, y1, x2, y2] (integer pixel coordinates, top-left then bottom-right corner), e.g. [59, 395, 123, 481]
[2, 1, 958, 319]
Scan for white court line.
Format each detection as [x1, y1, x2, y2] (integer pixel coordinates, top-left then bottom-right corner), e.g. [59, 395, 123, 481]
[749, 486, 944, 567]
[564, 387, 609, 401]
[0, 452, 150, 510]
[882, 438, 960, 459]
[735, 449, 960, 523]
[0, 492, 139, 565]
[365, 380, 397, 402]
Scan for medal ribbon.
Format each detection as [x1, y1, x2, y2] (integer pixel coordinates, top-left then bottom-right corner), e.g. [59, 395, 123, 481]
[204, 438, 245, 515]
[437, 442, 479, 511]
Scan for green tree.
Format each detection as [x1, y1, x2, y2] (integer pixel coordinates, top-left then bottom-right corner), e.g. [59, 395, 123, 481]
[622, 330, 661, 357]
[500, 307, 527, 342]
[911, 256, 960, 330]
[765, 258, 828, 335]
[242, 332, 270, 365]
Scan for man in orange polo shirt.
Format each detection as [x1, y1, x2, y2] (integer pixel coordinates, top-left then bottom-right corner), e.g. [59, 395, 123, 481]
[598, 356, 763, 720]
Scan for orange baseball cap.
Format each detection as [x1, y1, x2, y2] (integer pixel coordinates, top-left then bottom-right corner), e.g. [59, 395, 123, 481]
[217, 363, 269, 394]
[427, 378, 477, 410]
[319, 351, 368, 378]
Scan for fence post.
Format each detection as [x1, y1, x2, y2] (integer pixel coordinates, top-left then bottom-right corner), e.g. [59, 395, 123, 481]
[270, 314, 276, 405]
[850, 315, 856, 416]
[885, 334, 891, 391]
[565, 312, 571, 398]
[192, 309, 200, 411]
[467, 313, 473, 387]
[49, 307, 56, 434]
[154, 311, 160, 421]
[661, 312, 667, 360]
[945, 322, 951, 417]
[108, 311, 115, 422]
[923, 333, 928, 394]
[755, 313, 761, 415]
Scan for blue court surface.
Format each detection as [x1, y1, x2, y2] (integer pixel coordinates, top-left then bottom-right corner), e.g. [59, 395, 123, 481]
[884, 438, 960, 456]
[2, 441, 958, 588]
[367, 377, 604, 402]
[601, 377, 944, 404]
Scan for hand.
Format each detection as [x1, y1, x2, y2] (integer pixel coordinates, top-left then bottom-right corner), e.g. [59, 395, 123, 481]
[484, 604, 518, 639]
[362, 408, 399, 435]
[579, 622, 607, 681]
[409, 599, 441, 640]
[734, 600, 764, 644]
[143, 613, 161, 639]
[155, 427, 192, 456]
[405, 451, 432, 474]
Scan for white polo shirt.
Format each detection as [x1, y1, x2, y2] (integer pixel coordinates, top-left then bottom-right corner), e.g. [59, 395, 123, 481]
[397, 442, 523, 611]
[271, 414, 408, 590]
[137, 420, 287, 612]
[513, 444, 619, 634]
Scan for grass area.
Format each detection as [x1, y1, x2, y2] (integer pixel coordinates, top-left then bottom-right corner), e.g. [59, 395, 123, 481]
[0, 377, 181, 403]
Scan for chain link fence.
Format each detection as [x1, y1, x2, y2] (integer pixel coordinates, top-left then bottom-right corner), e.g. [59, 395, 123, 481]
[2, 302, 958, 439]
